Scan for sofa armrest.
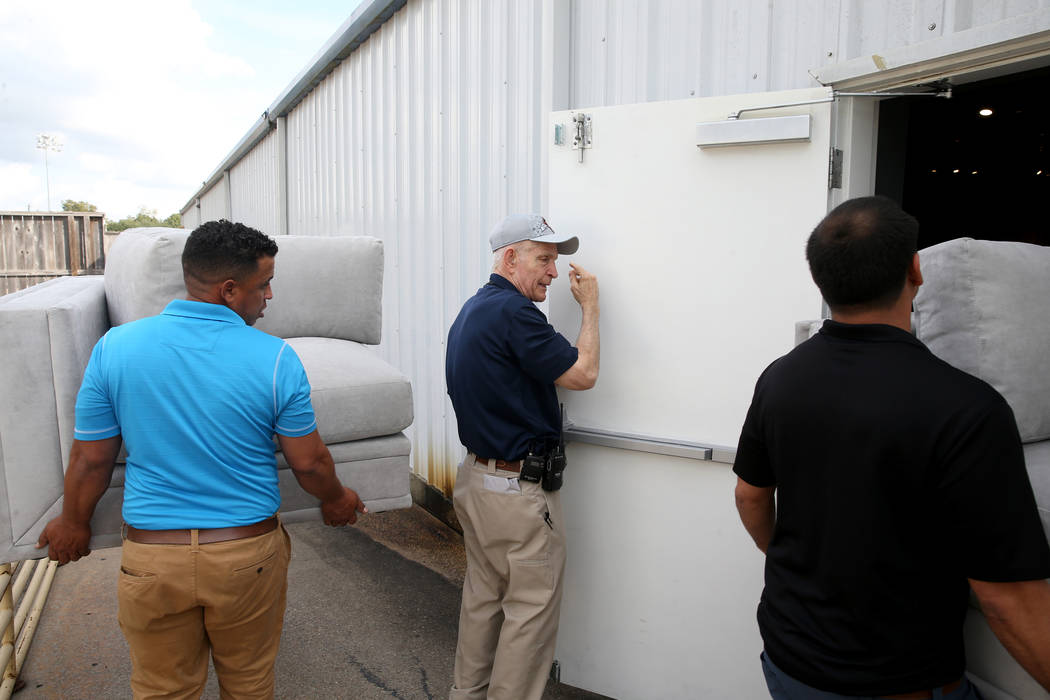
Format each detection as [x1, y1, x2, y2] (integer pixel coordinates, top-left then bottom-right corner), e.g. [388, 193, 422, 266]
[0, 276, 108, 563]
[47, 278, 112, 470]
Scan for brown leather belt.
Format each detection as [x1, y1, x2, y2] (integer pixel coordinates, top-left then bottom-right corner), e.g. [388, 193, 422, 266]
[881, 678, 963, 700]
[124, 515, 279, 545]
[473, 455, 522, 473]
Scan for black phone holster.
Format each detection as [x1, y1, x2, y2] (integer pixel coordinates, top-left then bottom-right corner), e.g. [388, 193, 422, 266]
[520, 445, 566, 492]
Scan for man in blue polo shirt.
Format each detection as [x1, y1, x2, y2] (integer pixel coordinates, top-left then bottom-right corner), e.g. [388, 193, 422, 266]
[446, 213, 600, 700]
[37, 220, 366, 699]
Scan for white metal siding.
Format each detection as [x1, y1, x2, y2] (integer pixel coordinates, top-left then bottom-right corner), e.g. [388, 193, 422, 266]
[198, 184, 227, 224]
[230, 130, 280, 235]
[182, 205, 201, 231]
[568, 0, 1050, 107]
[180, 0, 1050, 495]
[284, 0, 547, 493]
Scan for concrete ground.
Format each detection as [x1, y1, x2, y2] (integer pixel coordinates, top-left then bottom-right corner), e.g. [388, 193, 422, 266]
[14, 506, 609, 700]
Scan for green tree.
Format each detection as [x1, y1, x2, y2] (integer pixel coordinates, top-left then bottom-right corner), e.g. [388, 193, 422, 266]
[62, 199, 98, 212]
[107, 208, 182, 232]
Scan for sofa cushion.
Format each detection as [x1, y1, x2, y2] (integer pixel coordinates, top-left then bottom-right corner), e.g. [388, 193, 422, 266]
[104, 227, 189, 326]
[255, 236, 384, 344]
[104, 228, 384, 344]
[1024, 441, 1050, 542]
[287, 337, 413, 443]
[915, 238, 1050, 443]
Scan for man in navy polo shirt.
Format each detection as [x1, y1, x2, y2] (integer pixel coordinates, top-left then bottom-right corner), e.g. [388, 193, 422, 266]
[734, 196, 1050, 698]
[37, 220, 366, 699]
[446, 213, 600, 700]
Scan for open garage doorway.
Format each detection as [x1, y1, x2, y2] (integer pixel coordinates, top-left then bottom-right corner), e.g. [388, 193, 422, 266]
[874, 66, 1050, 249]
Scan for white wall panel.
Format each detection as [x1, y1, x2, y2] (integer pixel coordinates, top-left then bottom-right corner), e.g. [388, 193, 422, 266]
[284, 0, 547, 493]
[230, 130, 279, 236]
[198, 183, 227, 224]
[569, 0, 1050, 108]
[181, 205, 201, 232]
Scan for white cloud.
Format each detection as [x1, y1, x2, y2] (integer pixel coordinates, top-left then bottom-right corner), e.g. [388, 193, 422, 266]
[0, 0, 270, 217]
[0, 162, 44, 212]
[0, 0, 359, 220]
[78, 152, 118, 175]
[2, 1, 253, 86]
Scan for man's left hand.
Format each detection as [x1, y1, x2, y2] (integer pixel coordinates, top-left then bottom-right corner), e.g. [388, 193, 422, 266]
[36, 516, 92, 564]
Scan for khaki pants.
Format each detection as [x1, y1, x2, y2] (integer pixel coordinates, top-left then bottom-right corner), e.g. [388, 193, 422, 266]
[117, 524, 292, 700]
[450, 454, 567, 700]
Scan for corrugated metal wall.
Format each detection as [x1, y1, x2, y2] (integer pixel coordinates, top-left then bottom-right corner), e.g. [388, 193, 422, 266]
[179, 0, 1050, 494]
[279, 0, 547, 493]
[199, 183, 228, 225]
[569, 0, 1048, 107]
[182, 204, 202, 232]
[231, 130, 280, 236]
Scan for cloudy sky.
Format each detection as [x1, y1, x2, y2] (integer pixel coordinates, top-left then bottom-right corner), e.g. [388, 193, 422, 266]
[0, 0, 363, 220]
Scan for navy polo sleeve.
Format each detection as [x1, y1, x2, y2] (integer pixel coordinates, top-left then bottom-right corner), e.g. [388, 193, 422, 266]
[508, 303, 578, 384]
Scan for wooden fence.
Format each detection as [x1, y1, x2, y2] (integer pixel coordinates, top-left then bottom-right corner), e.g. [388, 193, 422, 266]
[0, 212, 107, 295]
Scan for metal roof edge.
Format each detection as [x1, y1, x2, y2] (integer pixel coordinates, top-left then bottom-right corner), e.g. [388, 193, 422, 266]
[182, 113, 272, 214]
[812, 9, 1050, 90]
[267, 0, 407, 118]
[180, 0, 407, 215]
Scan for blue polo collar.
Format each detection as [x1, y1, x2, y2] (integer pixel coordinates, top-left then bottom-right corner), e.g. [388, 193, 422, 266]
[161, 299, 246, 326]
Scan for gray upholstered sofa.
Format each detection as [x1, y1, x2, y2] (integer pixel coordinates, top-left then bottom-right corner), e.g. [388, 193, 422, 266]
[914, 238, 1050, 700]
[794, 237, 1050, 697]
[0, 227, 413, 563]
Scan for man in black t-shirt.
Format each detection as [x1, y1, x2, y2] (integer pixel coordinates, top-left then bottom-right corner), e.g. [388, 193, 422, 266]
[734, 196, 1050, 698]
[446, 213, 600, 700]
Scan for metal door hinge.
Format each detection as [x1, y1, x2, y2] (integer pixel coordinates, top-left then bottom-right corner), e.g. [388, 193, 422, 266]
[829, 148, 843, 189]
[549, 659, 561, 682]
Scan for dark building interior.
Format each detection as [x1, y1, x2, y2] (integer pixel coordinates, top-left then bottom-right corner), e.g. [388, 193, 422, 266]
[875, 66, 1050, 250]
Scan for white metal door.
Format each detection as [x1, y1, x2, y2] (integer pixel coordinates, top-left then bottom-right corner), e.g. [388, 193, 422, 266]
[547, 87, 832, 699]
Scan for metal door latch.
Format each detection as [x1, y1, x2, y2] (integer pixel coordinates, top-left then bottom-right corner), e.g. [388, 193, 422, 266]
[572, 113, 592, 163]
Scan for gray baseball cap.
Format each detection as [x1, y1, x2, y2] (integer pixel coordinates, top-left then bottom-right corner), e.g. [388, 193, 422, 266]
[488, 213, 579, 255]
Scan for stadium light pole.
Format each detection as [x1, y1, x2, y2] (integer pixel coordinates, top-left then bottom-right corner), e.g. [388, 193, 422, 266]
[35, 134, 63, 211]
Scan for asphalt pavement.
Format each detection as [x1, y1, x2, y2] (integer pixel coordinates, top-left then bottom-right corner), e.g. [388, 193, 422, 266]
[14, 505, 608, 700]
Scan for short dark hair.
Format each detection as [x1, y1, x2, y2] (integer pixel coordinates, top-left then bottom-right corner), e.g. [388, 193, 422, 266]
[182, 220, 278, 283]
[805, 196, 918, 311]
